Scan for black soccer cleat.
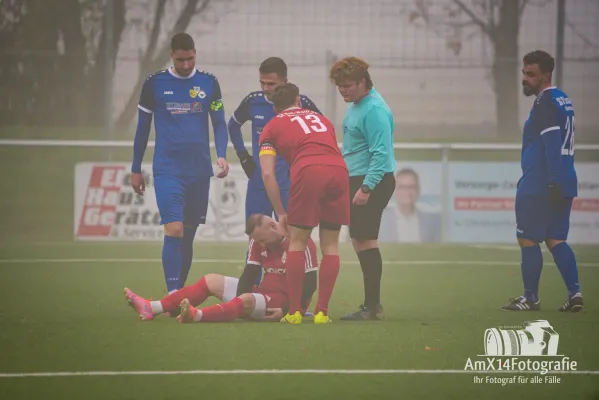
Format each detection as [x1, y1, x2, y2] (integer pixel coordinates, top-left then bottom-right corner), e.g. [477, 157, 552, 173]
[501, 296, 540, 311]
[339, 304, 384, 321]
[558, 293, 583, 313]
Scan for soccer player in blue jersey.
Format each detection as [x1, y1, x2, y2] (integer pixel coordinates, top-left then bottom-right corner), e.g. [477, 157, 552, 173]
[502, 50, 583, 313]
[227, 57, 321, 286]
[130, 33, 229, 294]
[228, 57, 322, 219]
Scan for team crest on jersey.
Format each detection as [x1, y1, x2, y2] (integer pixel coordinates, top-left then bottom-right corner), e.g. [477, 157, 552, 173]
[189, 86, 206, 99]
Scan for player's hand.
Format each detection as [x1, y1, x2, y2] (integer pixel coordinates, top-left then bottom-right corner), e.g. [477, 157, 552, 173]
[261, 308, 283, 321]
[548, 183, 564, 205]
[278, 214, 289, 234]
[131, 172, 145, 195]
[216, 157, 229, 178]
[352, 189, 370, 206]
[238, 151, 257, 178]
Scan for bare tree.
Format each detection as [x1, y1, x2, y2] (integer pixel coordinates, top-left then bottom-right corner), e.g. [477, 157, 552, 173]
[409, 0, 546, 137]
[114, 0, 232, 128]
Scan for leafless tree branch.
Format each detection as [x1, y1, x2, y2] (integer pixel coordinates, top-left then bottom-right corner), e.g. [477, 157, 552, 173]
[452, 0, 493, 37]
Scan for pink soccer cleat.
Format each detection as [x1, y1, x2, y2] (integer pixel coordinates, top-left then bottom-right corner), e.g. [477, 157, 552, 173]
[176, 298, 198, 323]
[124, 288, 155, 321]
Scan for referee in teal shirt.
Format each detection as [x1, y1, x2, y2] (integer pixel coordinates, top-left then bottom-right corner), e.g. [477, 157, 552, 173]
[330, 57, 396, 321]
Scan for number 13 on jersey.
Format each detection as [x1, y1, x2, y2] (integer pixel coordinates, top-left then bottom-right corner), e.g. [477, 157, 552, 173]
[290, 115, 328, 134]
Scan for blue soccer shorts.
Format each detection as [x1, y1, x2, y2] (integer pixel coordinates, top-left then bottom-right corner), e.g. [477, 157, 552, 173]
[245, 186, 289, 220]
[154, 175, 211, 226]
[515, 195, 573, 243]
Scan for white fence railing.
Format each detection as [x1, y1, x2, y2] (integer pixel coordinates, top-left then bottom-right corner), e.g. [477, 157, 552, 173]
[3, 139, 598, 243]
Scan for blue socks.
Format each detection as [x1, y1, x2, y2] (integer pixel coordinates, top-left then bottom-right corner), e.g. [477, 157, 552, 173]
[550, 242, 580, 297]
[162, 235, 183, 293]
[180, 226, 198, 288]
[521, 245, 543, 303]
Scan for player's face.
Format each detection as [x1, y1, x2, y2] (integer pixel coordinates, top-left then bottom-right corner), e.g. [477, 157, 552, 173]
[171, 49, 196, 77]
[521, 63, 549, 97]
[250, 217, 283, 246]
[395, 174, 419, 207]
[336, 78, 366, 103]
[260, 73, 287, 100]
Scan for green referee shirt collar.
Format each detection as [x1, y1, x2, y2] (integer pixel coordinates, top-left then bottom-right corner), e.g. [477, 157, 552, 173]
[354, 88, 375, 105]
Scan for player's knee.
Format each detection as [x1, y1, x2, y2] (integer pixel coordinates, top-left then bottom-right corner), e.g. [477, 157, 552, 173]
[203, 274, 224, 294]
[352, 238, 378, 253]
[164, 221, 184, 237]
[288, 229, 311, 251]
[319, 228, 341, 255]
[545, 238, 565, 250]
[517, 237, 538, 248]
[238, 293, 256, 315]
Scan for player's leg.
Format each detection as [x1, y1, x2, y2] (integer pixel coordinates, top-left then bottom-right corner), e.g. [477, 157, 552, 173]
[180, 177, 211, 288]
[341, 174, 395, 321]
[501, 195, 545, 311]
[545, 198, 582, 312]
[178, 292, 280, 323]
[313, 166, 351, 323]
[154, 175, 186, 293]
[281, 171, 318, 324]
[123, 274, 236, 320]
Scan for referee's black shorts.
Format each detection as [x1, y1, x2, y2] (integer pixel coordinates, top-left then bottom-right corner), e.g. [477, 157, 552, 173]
[348, 173, 395, 240]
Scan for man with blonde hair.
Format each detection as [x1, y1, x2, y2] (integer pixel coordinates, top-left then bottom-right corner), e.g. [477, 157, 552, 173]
[330, 57, 396, 321]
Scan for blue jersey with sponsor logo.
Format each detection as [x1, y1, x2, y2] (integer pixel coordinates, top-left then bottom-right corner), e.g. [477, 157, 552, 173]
[231, 91, 321, 190]
[138, 68, 227, 178]
[518, 86, 577, 198]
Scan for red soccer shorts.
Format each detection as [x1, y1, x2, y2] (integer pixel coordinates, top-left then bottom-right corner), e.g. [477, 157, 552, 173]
[288, 164, 350, 228]
[252, 285, 288, 309]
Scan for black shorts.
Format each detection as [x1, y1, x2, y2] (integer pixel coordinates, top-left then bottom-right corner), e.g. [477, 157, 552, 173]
[349, 173, 396, 240]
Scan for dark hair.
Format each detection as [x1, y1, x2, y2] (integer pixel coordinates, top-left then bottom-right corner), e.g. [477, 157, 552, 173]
[259, 57, 288, 78]
[523, 50, 555, 75]
[271, 83, 299, 111]
[171, 33, 195, 52]
[245, 214, 265, 236]
[329, 56, 373, 89]
[395, 168, 420, 187]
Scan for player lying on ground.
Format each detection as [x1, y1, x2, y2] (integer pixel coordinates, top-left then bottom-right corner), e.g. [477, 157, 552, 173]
[124, 215, 317, 322]
[259, 83, 350, 325]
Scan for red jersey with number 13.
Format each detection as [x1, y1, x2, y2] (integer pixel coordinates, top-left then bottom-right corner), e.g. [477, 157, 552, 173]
[259, 107, 346, 179]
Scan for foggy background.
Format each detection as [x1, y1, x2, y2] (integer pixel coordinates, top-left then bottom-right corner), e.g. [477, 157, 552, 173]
[1, 0, 598, 139]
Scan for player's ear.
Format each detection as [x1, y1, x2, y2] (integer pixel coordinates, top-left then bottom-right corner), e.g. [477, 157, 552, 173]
[295, 95, 300, 106]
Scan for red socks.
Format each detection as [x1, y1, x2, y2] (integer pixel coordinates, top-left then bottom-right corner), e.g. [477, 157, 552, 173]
[160, 276, 210, 312]
[199, 297, 245, 322]
[315, 255, 340, 315]
[285, 250, 306, 314]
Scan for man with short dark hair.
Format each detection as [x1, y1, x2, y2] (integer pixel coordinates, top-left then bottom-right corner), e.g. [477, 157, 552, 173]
[329, 57, 396, 321]
[130, 32, 229, 294]
[227, 57, 321, 286]
[502, 50, 582, 313]
[259, 83, 349, 325]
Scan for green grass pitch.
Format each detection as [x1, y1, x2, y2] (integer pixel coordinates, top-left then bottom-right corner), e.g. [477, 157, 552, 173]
[1, 242, 598, 399]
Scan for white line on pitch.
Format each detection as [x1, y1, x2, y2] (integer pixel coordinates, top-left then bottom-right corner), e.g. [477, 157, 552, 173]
[0, 259, 598, 267]
[0, 369, 598, 378]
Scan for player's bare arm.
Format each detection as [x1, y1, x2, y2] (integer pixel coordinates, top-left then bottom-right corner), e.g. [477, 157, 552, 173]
[259, 144, 286, 219]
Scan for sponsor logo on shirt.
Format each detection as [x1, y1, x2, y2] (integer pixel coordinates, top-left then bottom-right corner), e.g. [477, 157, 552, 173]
[166, 102, 203, 114]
